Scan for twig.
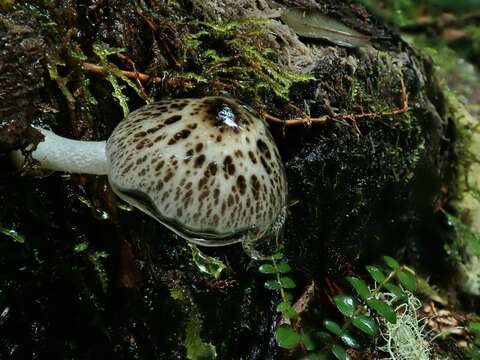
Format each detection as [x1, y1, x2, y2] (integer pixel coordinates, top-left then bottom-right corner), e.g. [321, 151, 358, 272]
[82, 62, 158, 83]
[262, 77, 409, 127]
[82, 61, 236, 90]
[116, 53, 149, 99]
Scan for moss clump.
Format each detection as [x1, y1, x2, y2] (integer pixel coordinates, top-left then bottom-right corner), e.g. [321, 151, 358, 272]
[176, 18, 313, 100]
[169, 281, 217, 360]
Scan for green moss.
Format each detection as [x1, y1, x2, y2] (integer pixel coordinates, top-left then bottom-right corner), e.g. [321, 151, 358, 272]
[48, 58, 76, 108]
[92, 42, 149, 116]
[0, 0, 14, 11]
[185, 314, 217, 360]
[168, 276, 217, 360]
[178, 18, 313, 100]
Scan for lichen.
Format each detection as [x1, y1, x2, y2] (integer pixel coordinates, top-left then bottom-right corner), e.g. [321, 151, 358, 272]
[378, 293, 431, 360]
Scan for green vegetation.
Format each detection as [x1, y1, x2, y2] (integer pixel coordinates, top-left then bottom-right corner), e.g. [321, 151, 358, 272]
[467, 321, 480, 359]
[1, 1, 480, 359]
[260, 255, 422, 359]
[179, 18, 313, 100]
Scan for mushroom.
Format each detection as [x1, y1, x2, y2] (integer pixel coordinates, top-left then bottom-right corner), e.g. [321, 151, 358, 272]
[12, 97, 288, 257]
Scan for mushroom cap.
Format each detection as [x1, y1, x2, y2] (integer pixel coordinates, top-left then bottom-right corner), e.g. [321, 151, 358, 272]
[106, 97, 287, 246]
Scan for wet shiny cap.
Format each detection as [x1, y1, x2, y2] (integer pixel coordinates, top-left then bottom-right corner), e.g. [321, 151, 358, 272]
[106, 97, 287, 247]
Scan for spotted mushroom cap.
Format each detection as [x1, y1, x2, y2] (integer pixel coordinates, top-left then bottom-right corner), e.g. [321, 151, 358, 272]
[106, 97, 287, 246]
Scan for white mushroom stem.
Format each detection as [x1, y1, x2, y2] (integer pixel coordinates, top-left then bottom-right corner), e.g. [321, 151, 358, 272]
[12, 127, 108, 175]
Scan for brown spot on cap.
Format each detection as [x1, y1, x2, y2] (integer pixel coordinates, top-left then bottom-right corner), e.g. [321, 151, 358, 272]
[146, 124, 164, 134]
[168, 129, 191, 145]
[194, 154, 206, 168]
[236, 175, 247, 195]
[133, 131, 147, 138]
[164, 170, 174, 182]
[156, 180, 164, 191]
[184, 149, 194, 163]
[223, 156, 235, 176]
[199, 190, 209, 201]
[164, 115, 182, 124]
[155, 160, 165, 171]
[198, 176, 208, 190]
[248, 151, 257, 164]
[257, 139, 271, 159]
[251, 175, 260, 199]
[261, 157, 272, 174]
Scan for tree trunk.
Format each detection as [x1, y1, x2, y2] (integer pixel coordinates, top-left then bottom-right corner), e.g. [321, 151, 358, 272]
[0, 1, 460, 359]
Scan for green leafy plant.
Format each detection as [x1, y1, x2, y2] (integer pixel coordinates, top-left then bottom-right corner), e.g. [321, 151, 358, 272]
[260, 255, 418, 359]
[466, 321, 480, 359]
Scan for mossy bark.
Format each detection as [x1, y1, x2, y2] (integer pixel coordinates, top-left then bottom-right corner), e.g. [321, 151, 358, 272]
[0, 1, 462, 359]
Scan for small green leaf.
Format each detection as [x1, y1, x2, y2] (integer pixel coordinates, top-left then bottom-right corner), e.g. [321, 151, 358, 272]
[345, 276, 371, 300]
[352, 315, 378, 336]
[468, 322, 480, 333]
[264, 280, 281, 290]
[258, 264, 276, 274]
[301, 332, 316, 351]
[0, 227, 25, 243]
[397, 271, 416, 292]
[384, 283, 407, 300]
[280, 277, 296, 289]
[74, 242, 89, 253]
[333, 295, 356, 317]
[367, 299, 396, 324]
[366, 266, 386, 283]
[382, 256, 400, 269]
[331, 344, 350, 360]
[276, 301, 297, 319]
[474, 336, 480, 347]
[340, 332, 360, 349]
[276, 324, 301, 349]
[277, 261, 292, 273]
[324, 320, 342, 336]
